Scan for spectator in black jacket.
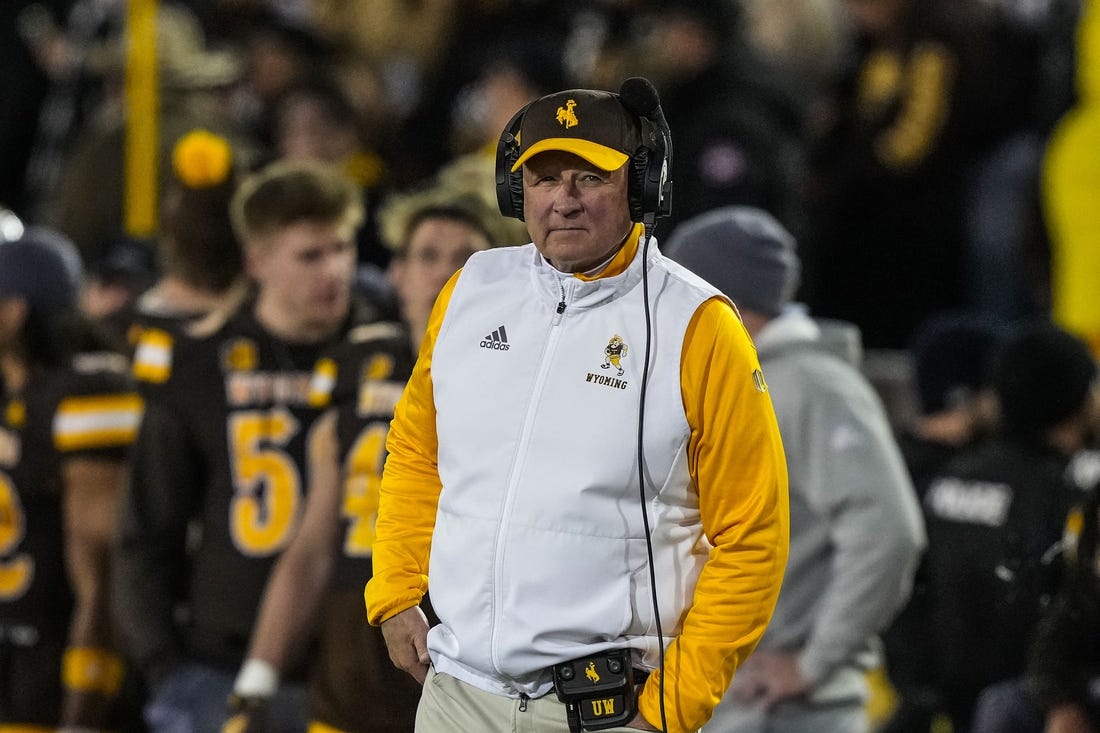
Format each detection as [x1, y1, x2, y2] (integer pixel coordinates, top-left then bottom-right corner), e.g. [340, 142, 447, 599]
[920, 321, 1096, 732]
[1029, 485, 1100, 733]
[971, 441, 1100, 733]
[882, 311, 1007, 733]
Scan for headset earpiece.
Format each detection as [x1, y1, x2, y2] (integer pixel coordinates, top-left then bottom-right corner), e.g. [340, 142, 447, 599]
[618, 76, 673, 226]
[631, 117, 671, 225]
[495, 105, 529, 221]
[628, 146, 651, 224]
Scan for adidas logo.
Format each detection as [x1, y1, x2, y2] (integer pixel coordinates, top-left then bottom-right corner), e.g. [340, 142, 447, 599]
[480, 325, 510, 351]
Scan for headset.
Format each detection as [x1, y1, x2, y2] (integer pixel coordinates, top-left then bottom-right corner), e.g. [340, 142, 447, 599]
[495, 77, 673, 231]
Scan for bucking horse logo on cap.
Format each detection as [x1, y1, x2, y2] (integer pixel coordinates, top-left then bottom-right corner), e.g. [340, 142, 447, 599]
[556, 99, 578, 128]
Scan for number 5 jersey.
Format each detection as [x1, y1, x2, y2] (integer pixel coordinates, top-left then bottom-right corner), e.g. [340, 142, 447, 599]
[113, 297, 379, 688]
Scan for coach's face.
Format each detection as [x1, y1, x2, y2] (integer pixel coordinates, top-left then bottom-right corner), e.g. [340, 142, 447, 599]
[522, 151, 634, 273]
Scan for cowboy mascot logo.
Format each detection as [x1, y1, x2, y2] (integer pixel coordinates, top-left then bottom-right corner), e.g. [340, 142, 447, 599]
[601, 335, 628, 376]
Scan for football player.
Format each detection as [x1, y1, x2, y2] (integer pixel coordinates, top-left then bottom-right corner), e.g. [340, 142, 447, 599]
[0, 225, 142, 728]
[224, 193, 501, 732]
[113, 159, 381, 732]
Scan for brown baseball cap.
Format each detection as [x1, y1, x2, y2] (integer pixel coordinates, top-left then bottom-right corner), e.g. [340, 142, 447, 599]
[510, 89, 643, 172]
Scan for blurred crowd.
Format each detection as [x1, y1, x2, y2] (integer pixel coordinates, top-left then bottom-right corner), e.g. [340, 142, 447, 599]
[1, 0, 1099, 732]
[2, 0, 1094, 354]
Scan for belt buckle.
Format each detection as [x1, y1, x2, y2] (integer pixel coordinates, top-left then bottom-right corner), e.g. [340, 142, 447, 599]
[552, 649, 637, 731]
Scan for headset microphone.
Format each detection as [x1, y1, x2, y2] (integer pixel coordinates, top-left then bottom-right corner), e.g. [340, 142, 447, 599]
[618, 77, 673, 228]
[618, 77, 670, 154]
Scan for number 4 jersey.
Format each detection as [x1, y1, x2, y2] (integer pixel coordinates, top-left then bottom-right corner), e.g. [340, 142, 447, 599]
[307, 321, 424, 732]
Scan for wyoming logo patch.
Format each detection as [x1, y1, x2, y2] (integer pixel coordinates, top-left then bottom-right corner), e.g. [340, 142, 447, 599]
[601, 335, 628, 377]
[585, 335, 631, 391]
[556, 99, 579, 128]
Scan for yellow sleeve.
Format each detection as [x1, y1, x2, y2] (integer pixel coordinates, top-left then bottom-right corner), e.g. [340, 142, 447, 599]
[364, 271, 459, 625]
[637, 297, 790, 733]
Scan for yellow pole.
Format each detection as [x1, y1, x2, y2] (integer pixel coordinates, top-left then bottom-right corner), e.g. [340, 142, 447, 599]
[124, 0, 159, 237]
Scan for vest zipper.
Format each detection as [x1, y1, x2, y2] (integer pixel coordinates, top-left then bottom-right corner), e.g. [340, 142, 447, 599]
[554, 278, 569, 326]
[489, 286, 568, 676]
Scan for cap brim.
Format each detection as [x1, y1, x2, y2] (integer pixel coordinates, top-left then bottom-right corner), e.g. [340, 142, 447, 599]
[511, 138, 630, 172]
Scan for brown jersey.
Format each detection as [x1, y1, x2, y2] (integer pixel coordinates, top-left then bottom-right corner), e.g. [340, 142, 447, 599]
[0, 353, 140, 725]
[113, 297, 380, 687]
[306, 322, 423, 732]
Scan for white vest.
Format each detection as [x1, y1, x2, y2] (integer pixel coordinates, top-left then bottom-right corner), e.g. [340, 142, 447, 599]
[428, 241, 722, 698]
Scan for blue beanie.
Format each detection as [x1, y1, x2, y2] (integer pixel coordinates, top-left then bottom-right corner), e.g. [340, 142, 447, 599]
[664, 206, 800, 317]
[0, 226, 84, 309]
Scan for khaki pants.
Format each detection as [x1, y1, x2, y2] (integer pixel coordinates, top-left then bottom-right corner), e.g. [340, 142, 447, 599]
[416, 667, 642, 733]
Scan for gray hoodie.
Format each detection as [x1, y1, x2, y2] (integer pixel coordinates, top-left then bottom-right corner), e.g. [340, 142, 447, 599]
[725, 306, 925, 706]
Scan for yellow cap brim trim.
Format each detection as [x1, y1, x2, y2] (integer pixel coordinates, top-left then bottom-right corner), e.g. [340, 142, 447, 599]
[511, 138, 629, 172]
